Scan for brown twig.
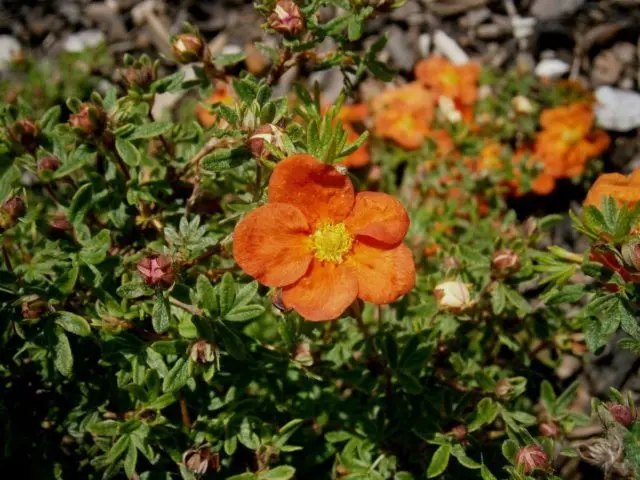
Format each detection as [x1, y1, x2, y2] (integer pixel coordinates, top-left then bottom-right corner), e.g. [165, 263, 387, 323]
[169, 296, 204, 316]
[267, 47, 294, 86]
[182, 244, 221, 270]
[179, 393, 193, 429]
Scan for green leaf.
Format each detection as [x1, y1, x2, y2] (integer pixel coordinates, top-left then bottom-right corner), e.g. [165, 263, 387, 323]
[196, 274, 218, 314]
[0, 164, 20, 203]
[238, 417, 261, 450]
[347, 16, 363, 41]
[152, 294, 171, 333]
[129, 121, 172, 140]
[162, 358, 190, 392]
[214, 52, 247, 68]
[57, 265, 79, 294]
[504, 287, 531, 315]
[480, 465, 497, 480]
[54, 145, 96, 179]
[501, 439, 518, 461]
[216, 321, 247, 360]
[227, 474, 256, 480]
[68, 183, 93, 225]
[397, 370, 422, 394]
[225, 304, 265, 322]
[200, 147, 250, 172]
[79, 229, 111, 265]
[116, 138, 140, 167]
[218, 273, 236, 315]
[55, 312, 91, 337]
[54, 331, 73, 377]
[40, 105, 62, 131]
[451, 444, 482, 469]
[117, 282, 154, 299]
[491, 283, 506, 314]
[427, 444, 451, 478]
[541, 380, 556, 413]
[124, 441, 138, 478]
[259, 466, 295, 480]
[394, 473, 415, 480]
[235, 281, 259, 308]
[90, 420, 120, 436]
[468, 398, 499, 432]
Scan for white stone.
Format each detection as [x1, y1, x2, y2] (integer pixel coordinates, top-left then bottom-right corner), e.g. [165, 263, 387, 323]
[433, 30, 469, 65]
[534, 58, 570, 78]
[63, 30, 105, 53]
[594, 86, 640, 132]
[0, 36, 21, 70]
[418, 33, 431, 58]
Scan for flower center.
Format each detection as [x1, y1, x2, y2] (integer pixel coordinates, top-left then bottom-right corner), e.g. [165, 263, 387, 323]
[309, 222, 353, 263]
[441, 70, 460, 87]
[561, 128, 582, 145]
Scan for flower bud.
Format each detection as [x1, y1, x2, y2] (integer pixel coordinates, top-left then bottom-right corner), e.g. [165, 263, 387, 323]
[38, 155, 61, 174]
[621, 242, 640, 271]
[434, 280, 472, 312]
[172, 33, 205, 64]
[515, 444, 549, 475]
[607, 403, 635, 427]
[49, 213, 72, 232]
[69, 104, 107, 137]
[9, 118, 40, 153]
[268, 0, 304, 38]
[182, 446, 220, 475]
[137, 255, 175, 288]
[512, 95, 534, 114]
[189, 340, 216, 364]
[494, 378, 513, 399]
[539, 421, 561, 438]
[442, 256, 460, 272]
[492, 249, 520, 274]
[3, 196, 25, 219]
[248, 124, 284, 159]
[121, 65, 156, 89]
[22, 296, 47, 320]
[448, 424, 467, 442]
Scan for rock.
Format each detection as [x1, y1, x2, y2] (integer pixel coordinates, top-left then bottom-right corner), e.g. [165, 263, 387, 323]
[418, 34, 431, 58]
[534, 58, 570, 78]
[591, 50, 622, 86]
[86, 2, 128, 40]
[530, 0, 585, 20]
[594, 86, 640, 132]
[433, 30, 469, 65]
[63, 30, 105, 53]
[0, 36, 21, 70]
[459, 7, 491, 29]
[476, 23, 510, 40]
[386, 26, 416, 71]
[612, 42, 636, 65]
[390, 0, 423, 25]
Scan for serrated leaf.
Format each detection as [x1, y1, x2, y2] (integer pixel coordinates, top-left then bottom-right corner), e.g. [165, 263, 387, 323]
[116, 138, 140, 167]
[55, 312, 91, 337]
[129, 121, 172, 140]
[54, 331, 73, 377]
[427, 444, 451, 478]
[162, 358, 190, 392]
[69, 183, 93, 225]
[152, 294, 171, 333]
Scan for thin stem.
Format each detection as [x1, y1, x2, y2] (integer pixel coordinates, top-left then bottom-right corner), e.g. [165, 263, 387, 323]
[169, 296, 204, 316]
[179, 393, 193, 429]
[2, 243, 13, 273]
[148, 94, 175, 162]
[182, 244, 221, 270]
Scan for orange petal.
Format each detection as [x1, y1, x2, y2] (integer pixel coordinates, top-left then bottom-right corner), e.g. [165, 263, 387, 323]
[531, 174, 556, 195]
[233, 203, 312, 287]
[282, 260, 358, 321]
[347, 240, 416, 304]
[268, 154, 355, 226]
[345, 192, 410, 246]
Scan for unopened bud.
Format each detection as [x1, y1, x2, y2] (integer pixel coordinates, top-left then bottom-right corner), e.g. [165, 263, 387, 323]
[448, 424, 467, 442]
[607, 403, 635, 427]
[182, 446, 220, 474]
[3, 196, 25, 219]
[172, 33, 205, 64]
[9, 118, 40, 153]
[515, 444, 549, 475]
[137, 255, 175, 288]
[69, 104, 107, 136]
[539, 421, 561, 438]
[22, 296, 47, 320]
[434, 280, 472, 312]
[495, 379, 513, 399]
[622, 242, 640, 271]
[492, 249, 520, 274]
[49, 213, 72, 232]
[248, 124, 284, 159]
[512, 95, 534, 114]
[189, 340, 216, 364]
[294, 341, 313, 366]
[442, 256, 460, 272]
[268, 0, 304, 38]
[38, 155, 61, 174]
[121, 65, 156, 89]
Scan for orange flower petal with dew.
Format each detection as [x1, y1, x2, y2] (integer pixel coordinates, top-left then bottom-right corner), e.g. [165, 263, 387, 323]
[347, 240, 416, 304]
[233, 203, 312, 287]
[268, 154, 355, 226]
[282, 260, 358, 321]
[345, 192, 409, 246]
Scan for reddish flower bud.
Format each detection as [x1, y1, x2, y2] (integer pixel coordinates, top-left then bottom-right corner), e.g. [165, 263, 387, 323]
[69, 104, 107, 136]
[182, 446, 220, 474]
[137, 255, 175, 288]
[268, 0, 305, 38]
[448, 424, 468, 442]
[515, 444, 549, 475]
[539, 421, 561, 438]
[49, 213, 72, 232]
[172, 33, 205, 64]
[3, 196, 25, 219]
[495, 379, 513, 399]
[189, 340, 216, 364]
[248, 124, 284, 159]
[22, 296, 47, 319]
[492, 249, 520, 274]
[607, 403, 635, 427]
[121, 65, 156, 89]
[9, 118, 40, 153]
[38, 155, 61, 173]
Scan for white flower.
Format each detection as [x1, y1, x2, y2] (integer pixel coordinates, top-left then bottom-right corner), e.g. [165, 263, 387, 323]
[438, 96, 462, 124]
[434, 280, 472, 311]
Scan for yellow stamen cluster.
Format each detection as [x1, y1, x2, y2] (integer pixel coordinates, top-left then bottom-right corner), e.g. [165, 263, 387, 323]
[309, 222, 353, 263]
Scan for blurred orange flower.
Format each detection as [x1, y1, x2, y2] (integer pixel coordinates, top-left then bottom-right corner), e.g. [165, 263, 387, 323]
[533, 103, 609, 195]
[414, 55, 480, 107]
[584, 170, 640, 210]
[336, 103, 370, 168]
[427, 129, 456, 157]
[233, 154, 416, 321]
[196, 83, 235, 129]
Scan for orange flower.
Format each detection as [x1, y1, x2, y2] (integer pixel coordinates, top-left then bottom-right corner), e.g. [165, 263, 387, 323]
[336, 104, 370, 168]
[584, 170, 640, 209]
[196, 83, 235, 129]
[233, 154, 416, 321]
[533, 103, 610, 192]
[414, 55, 480, 107]
[427, 129, 456, 157]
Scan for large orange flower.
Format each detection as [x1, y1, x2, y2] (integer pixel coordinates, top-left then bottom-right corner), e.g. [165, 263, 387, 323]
[584, 170, 640, 209]
[533, 103, 609, 193]
[233, 154, 416, 321]
[414, 55, 480, 107]
[196, 83, 235, 129]
[336, 103, 370, 168]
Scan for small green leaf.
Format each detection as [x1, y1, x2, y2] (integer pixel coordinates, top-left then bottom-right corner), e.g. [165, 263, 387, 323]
[152, 294, 171, 333]
[55, 312, 91, 337]
[54, 331, 73, 377]
[117, 282, 154, 299]
[116, 138, 140, 167]
[129, 121, 172, 140]
[124, 441, 138, 478]
[468, 398, 499, 432]
[259, 466, 295, 480]
[40, 105, 62, 131]
[235, 281, 259, 308]
[216, 321, 247, 360]
[90, 420, 120, 436]
[54, 145, 96, 179]
[218, 273, 236, 316]
[200, 147, 250, 172]
[162, 358, 190, 392]
[214, 52, 247, 68]
[427, 444, 451, 478]
[69, 183, 93, 225]
[225, 304, 265, 322]
[196, 274, 218, 314]
[347, 16, 363, 41]
[480, 465, 497, 480]
[491, 284, 506, 314]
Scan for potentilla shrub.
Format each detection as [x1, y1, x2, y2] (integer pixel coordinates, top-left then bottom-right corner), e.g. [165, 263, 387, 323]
[2, 2, 640, 479]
